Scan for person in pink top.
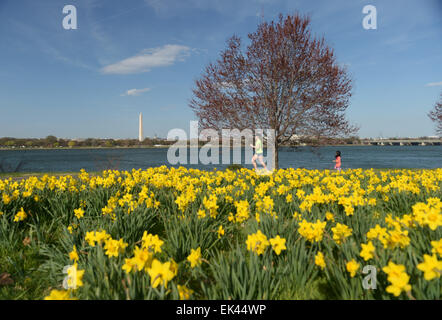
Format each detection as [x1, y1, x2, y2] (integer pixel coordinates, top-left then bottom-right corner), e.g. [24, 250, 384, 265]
[333, 150, 342, 171]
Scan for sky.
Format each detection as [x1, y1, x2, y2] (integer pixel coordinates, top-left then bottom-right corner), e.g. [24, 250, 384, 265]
[0, 0, 441, 139]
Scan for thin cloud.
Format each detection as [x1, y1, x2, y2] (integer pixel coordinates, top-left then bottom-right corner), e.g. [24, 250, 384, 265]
[121, 88, 151, 96]
[144, 0, 278, 18]
[10, 19, 93, 70]
[426, 81, 442, 87]
[101, 44, 191, 74]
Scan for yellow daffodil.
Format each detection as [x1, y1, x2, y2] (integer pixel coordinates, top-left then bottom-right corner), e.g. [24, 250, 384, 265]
[246, 230, 270, 255]
[332, 223, 352, 245]
[147, 259, 175, 288]
[417, 254, 442, 281]
[360, 241, 375, 261]
[141, 231, 164, 253]
[269, 235, 286, 255]
[104, 238, 128, 258]
[65, 264, 85, 289]
[346, 259, 360, 278]
[431, 239, 442, 257]
[217, 225, 225, 239]
[74, 208, 84, 219]
[178, 285, 193, 300]
[44, 289, 77, 300]
[382, 261, 412, 297]
[187, 247, 202, 268]
[13, 207, 27, 222]
[315, 252, 326, 269]
[69, 245, 79, 262]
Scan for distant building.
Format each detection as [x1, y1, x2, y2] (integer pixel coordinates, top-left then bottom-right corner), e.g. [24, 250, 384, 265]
[289, 134, 301, 141]
[139, 113, 143, 142]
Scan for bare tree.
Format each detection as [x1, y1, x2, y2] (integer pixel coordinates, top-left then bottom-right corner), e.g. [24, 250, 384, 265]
[428, 92, 442, 136]
[190, 13, 357, 168]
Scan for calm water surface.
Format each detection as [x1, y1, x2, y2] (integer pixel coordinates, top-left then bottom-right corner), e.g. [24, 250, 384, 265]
[0, 146, 440, 173]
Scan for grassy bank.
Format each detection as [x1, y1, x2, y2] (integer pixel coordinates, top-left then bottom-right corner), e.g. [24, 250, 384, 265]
[0, 168, 434, 180]
[0, 172, 100, 182]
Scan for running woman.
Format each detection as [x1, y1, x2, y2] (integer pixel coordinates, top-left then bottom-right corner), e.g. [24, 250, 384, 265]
[251, 134, 268, 171]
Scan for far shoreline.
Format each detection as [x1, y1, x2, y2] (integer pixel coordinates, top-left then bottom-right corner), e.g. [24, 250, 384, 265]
[1, 144, 437, 152]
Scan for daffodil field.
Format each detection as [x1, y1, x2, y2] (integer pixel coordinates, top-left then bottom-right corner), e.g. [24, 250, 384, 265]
[0, 167, 441, 300]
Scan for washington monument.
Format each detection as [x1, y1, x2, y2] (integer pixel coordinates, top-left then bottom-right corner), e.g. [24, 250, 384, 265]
[138, 113, 143, 142]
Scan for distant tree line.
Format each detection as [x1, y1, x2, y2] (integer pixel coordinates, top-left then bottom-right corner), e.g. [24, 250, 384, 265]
[289, 136, 362, 146]
[0, 136, 175, 149]
[0, 135, 363, 149]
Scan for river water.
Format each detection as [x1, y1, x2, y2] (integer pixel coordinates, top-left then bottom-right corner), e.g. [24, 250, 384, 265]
[0, 145, 440, 173]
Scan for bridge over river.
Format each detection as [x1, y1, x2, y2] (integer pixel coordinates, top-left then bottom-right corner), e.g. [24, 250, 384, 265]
[364, 139, 441, 146]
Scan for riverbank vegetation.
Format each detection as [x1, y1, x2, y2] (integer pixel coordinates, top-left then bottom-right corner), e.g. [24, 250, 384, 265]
[0, 135, 365, 150]
[0, 136, 175, 149]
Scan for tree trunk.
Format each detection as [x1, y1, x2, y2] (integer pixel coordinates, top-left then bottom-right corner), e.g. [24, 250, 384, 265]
[273, 139, 279, 170]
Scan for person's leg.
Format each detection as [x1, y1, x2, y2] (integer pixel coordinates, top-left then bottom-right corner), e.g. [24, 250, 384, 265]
[258, 155, 267, 170]
[252, 154, 258, 170]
